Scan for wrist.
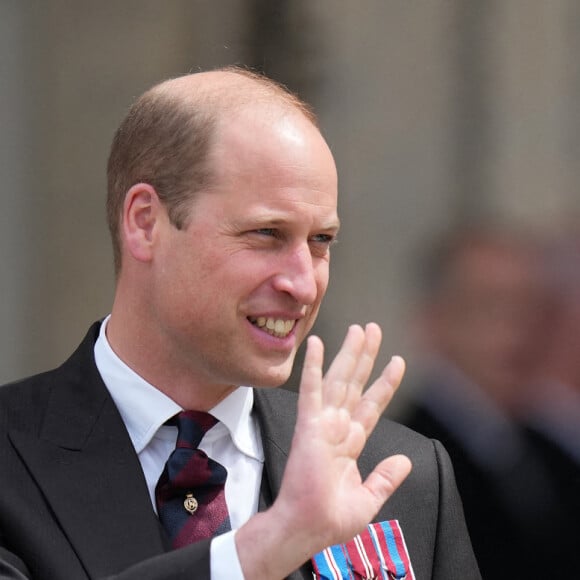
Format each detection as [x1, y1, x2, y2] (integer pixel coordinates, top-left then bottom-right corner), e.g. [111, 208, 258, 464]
[235, 507, 320, 580]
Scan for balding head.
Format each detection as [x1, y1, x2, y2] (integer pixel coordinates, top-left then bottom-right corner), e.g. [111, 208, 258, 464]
[150, 68, 317, 123]
[106, 67, 318, 275]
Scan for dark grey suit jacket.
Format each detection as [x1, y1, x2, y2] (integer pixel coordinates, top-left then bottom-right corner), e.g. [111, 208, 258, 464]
[0, 323, 480, 579]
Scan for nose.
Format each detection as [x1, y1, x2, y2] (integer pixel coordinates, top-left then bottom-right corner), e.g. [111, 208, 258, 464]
[272, 243, 321, 305]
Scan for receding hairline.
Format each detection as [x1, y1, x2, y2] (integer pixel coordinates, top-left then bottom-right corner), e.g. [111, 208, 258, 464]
[143, 67, 319, 128]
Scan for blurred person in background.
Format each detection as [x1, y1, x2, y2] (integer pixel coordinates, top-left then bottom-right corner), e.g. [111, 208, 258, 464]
[517, 230, 580, 535]
[397, 223, 570, 578]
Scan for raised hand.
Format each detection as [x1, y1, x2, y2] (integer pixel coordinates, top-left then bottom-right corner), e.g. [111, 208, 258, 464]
[237, 323, 411, 579]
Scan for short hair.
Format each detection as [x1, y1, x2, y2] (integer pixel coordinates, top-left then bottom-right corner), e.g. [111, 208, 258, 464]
[106, 66, 318, 275]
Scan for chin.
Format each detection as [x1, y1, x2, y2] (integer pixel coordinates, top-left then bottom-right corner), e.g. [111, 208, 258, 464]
[249, 367, 293, 389]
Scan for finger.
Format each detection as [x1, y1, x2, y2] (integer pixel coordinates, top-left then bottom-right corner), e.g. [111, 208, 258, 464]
[352, 355, 406, 435]
[297, 335, 325, 416]
[322, 325, 366, 407]
[342, 323, 382, 413]
[363, 454, 412, 509]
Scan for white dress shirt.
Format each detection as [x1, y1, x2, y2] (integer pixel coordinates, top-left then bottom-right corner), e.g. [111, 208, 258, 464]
[94, 316, 264, 579]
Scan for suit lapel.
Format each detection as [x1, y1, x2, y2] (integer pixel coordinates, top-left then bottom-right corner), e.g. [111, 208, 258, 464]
[8, 324, 166, 578]
[253, 387, 295, 495]
[254, 387, 313, 580]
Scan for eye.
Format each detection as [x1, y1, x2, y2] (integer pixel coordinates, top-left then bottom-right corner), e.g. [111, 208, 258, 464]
[310, 233, 336, 245]
[309, 233, 337, 258]
[254, 228, 278, 237]
[246, 228, 285, 247]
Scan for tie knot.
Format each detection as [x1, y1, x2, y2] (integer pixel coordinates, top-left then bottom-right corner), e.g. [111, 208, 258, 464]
[173, 410, 218, 449]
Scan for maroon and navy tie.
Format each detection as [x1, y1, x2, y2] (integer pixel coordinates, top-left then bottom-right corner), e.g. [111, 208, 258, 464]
[155, 411, 231, 548]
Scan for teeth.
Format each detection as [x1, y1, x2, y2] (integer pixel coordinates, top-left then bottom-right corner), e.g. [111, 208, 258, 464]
[250, 317, 296, 338]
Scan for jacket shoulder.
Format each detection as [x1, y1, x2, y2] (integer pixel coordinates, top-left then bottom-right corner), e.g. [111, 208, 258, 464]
[0, 322, 103, 431]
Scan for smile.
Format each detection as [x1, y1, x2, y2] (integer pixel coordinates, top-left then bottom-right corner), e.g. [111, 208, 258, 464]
[249, 316, 296, 338]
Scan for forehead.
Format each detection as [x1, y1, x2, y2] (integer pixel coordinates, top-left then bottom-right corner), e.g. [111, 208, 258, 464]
[202, 104, 339, 217]
[215, 104, 333, 168]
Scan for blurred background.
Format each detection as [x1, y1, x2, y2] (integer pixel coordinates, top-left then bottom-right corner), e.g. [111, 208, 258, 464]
[3, 1, 580, 575]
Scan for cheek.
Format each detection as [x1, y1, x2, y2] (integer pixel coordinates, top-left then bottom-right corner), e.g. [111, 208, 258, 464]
[315, 262, 330, 298]
[156, 251, 217, 314]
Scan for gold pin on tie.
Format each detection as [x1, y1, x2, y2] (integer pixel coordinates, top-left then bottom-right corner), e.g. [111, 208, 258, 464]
[183, 493, 198, 515]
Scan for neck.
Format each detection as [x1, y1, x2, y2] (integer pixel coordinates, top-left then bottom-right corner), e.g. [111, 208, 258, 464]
[106, 305, 237, 411]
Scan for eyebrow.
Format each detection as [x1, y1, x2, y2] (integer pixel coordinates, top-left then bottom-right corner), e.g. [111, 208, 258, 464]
[247, 214, 341, 233]
[321, 220, 341, 235]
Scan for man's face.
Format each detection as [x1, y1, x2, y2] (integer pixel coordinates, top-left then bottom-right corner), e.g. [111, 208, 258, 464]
[430, 243, 548, 406]
[150, 106, 339, 393]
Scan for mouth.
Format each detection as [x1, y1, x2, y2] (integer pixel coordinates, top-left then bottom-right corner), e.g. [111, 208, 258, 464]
[248, 316, 297, 338]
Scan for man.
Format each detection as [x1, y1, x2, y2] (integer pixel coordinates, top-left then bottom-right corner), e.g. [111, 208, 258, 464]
[0, 68, 479, 579]
[521, 232, 580, 464]
[517, 232, 580, 573]
[400, 225, 567, 577]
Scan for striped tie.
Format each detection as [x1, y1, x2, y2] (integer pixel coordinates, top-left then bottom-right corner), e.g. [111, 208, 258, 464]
[155, 411, 231, 548]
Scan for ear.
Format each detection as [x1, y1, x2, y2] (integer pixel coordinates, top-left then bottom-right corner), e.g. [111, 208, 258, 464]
[121, 183, 166, 264]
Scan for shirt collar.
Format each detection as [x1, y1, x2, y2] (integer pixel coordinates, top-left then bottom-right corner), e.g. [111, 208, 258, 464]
[94, 316, 263, 462]
[209, 385, 263, 461]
